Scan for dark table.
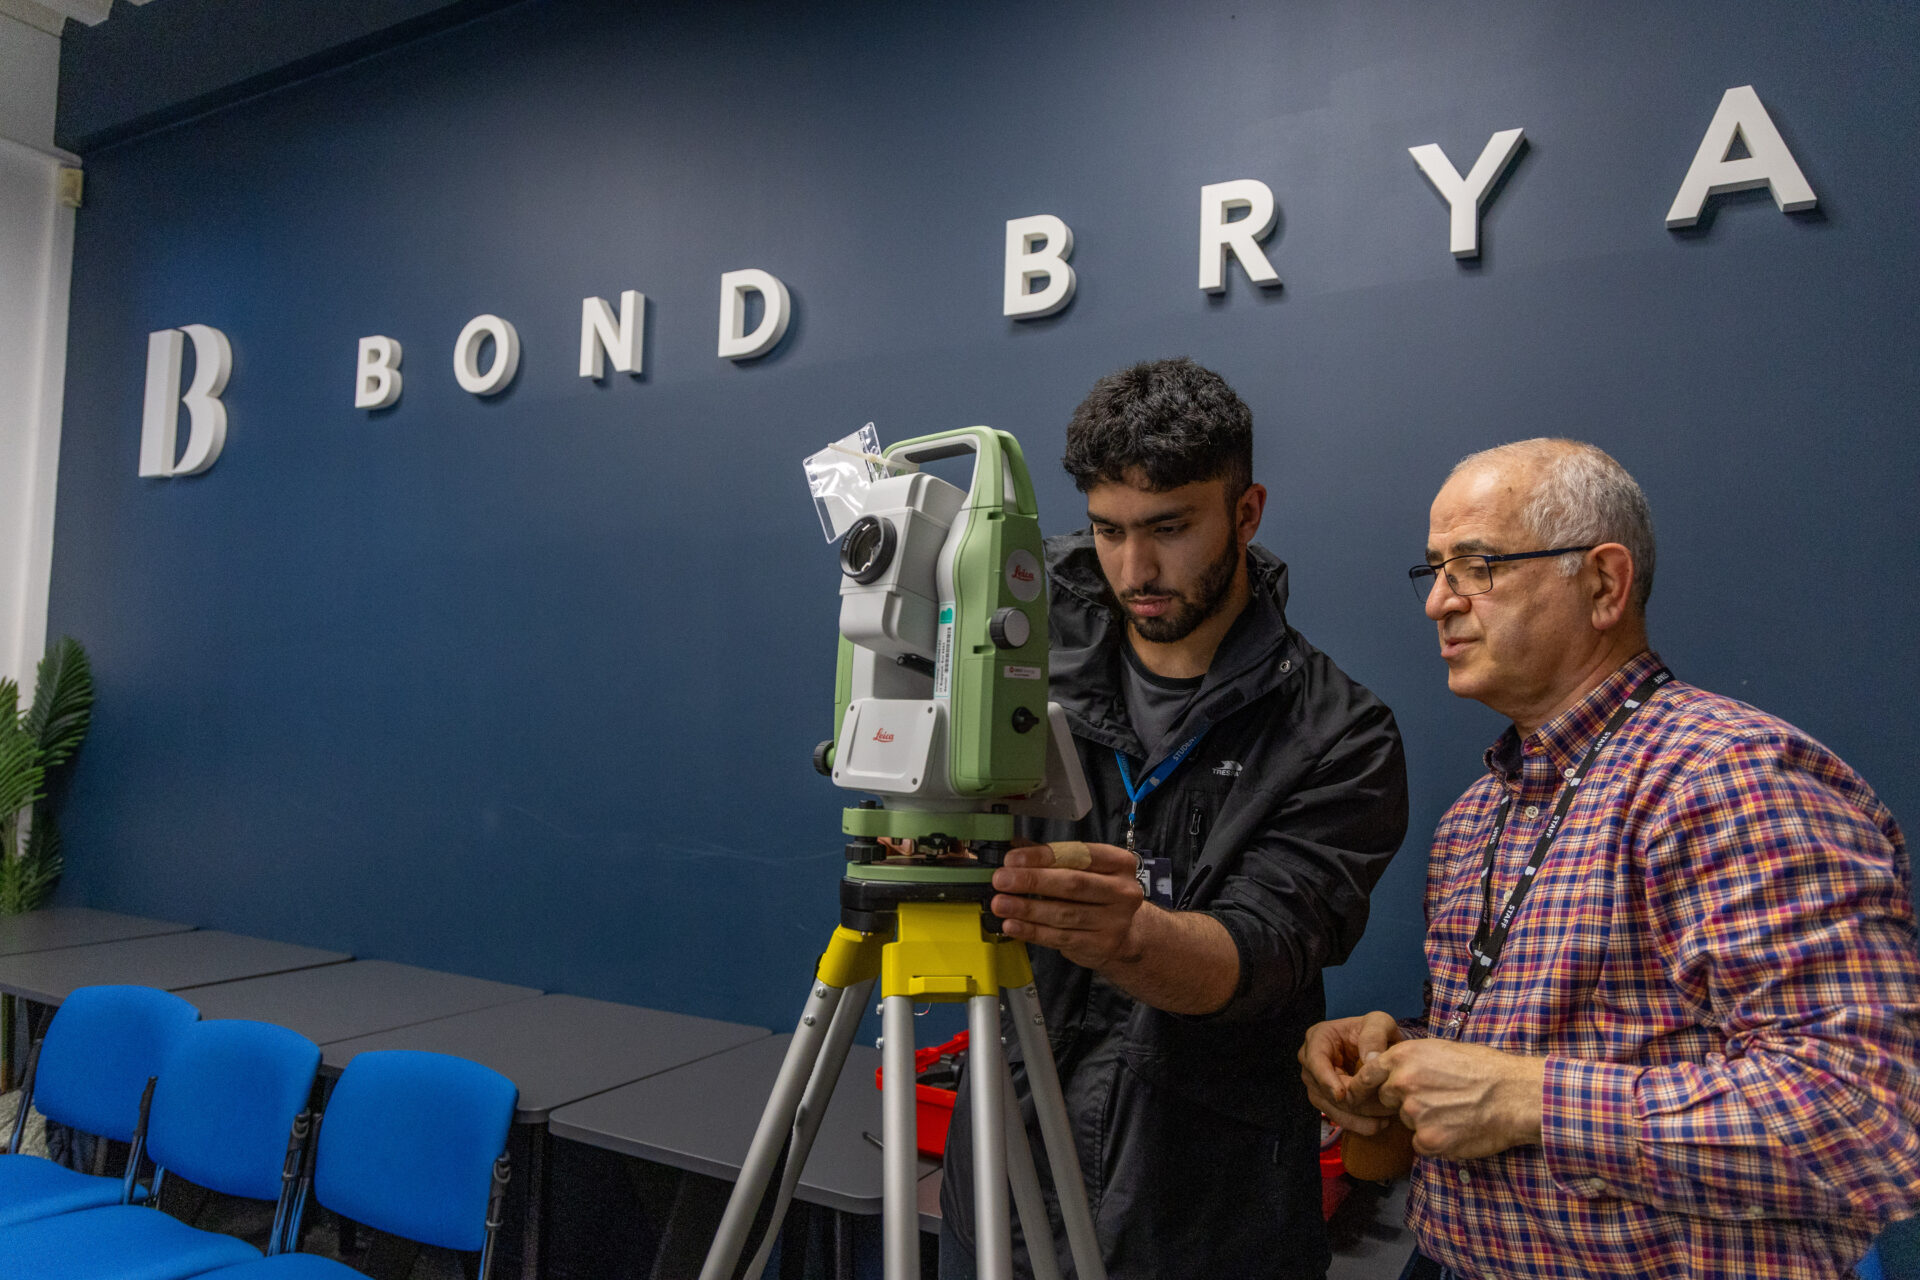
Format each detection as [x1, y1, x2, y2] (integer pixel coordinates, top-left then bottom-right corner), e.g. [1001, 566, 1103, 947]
[550, 1033, 942, 1279]
[187, 959, 541, 1047]
[0, 908, 193, 957]
[0, 908, 197, 1086]
[321, 993, 770, 1280]
[0, 929, 349, 1008]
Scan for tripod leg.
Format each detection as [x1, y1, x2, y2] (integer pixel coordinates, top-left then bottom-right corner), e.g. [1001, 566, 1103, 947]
[967, 994, 1015, 1280]
[1004, 983, 1105, 1280]
[744, 976, 875, 1280]
[881, 995, 921, 1280]
[999, 1059, 1063, 1280]
[700, 979, 848, 1280]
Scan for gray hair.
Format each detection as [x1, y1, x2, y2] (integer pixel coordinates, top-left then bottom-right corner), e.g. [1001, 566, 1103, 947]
[1450, 439, 1656, 612]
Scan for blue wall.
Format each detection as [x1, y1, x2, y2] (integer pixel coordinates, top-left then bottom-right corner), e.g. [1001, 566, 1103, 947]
[48, 0, 1920, 1035]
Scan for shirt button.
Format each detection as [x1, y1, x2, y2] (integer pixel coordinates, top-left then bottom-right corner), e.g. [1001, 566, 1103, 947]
[1523, 805, 1540, 818]
[1745, 1205, 1765, 1220]
[1458, 1169, 1471, 1184]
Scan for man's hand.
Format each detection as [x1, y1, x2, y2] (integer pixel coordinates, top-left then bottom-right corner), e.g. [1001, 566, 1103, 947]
[990, 841, 1146, 970]
[1299, 1012, 1405, 1134]
[1348, 1039, 1545, 1160]
[990, 841, 1241, 1014]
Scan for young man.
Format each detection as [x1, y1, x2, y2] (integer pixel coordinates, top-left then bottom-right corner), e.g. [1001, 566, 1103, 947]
[940, 357, 1409, 1279]
[1301, 439, 1920, 1280]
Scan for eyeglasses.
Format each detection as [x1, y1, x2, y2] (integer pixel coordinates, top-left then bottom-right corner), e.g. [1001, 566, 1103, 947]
[1408, 546, 1596, 603]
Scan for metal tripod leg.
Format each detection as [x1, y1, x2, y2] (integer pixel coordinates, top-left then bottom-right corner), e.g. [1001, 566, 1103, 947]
[1005, 982, 1105, 1280]
[1000, 1058, 1063, 1280]
[701, 974, 871, 1280]
[881, 995, 921, 1279]
[967, 993, 1015, 1280]
[745, 975, 874, 1280]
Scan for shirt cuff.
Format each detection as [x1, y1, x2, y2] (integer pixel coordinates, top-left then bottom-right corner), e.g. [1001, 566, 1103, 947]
[1541, 1056, 1645, 1199]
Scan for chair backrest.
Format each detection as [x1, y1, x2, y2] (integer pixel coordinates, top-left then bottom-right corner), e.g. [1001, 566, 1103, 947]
[145, 1019, 320, 1201]
[314, 1050, 517, 1252]
[32, 985, 200, 1141]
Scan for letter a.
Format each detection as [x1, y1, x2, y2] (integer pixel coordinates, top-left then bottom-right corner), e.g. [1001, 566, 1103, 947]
[1666, 86, 1816, 228]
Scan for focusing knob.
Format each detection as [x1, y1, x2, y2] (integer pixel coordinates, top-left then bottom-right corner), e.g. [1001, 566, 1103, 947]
[812, 740, 835, 775]
[988, 607, 1031, 650]
[1011, 706, 1040, 734]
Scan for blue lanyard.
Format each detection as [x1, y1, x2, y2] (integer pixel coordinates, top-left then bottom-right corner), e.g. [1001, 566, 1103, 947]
[1114, 728, 1208, 854]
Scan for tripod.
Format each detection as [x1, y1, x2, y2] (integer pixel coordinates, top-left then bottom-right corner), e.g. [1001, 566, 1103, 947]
[699, 881, 1108, 1280]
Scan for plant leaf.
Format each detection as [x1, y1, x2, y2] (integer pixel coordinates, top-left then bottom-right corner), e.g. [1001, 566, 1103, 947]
[5, 805, 65, 913]
[26, 637, 93, 770]
[0, 725, 43, 823]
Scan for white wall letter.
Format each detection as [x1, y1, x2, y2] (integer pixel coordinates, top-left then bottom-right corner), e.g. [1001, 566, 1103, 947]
[1409, 128, 1525, 258]
[580, 291, 645, 378]
[1002, 215, 1076, 318]
[355, 335, 403, 409]
[1199, 180, 1280, 292]
[453, 314, 520, 396]
[1666, 86, 1817, 229]
[139, 323, 231, 478]
[717, 270, 791, 360]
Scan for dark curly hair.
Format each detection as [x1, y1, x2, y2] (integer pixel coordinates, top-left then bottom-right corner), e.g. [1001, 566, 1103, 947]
[1062, 357, 1253, 498]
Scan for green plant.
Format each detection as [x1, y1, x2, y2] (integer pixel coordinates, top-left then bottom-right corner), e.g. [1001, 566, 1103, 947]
[0, 637, 94, 916]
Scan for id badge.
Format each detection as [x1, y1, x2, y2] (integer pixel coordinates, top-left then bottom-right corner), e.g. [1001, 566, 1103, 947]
[1134, 852, 1175, 908]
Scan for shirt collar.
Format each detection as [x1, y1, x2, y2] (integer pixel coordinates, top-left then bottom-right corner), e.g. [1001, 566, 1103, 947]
[1485, 649, 1665, 782]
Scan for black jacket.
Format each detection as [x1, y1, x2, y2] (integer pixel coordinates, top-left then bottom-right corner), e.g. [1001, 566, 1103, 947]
[941, 534, 1409, 1279]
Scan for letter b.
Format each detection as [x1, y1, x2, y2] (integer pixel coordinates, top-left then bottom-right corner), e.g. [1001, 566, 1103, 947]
[355, 335, 403, 409]
[139, 324, 231, 478]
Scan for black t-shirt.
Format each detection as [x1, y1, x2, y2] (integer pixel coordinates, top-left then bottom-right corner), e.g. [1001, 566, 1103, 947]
[1119, 638, 1204, 763]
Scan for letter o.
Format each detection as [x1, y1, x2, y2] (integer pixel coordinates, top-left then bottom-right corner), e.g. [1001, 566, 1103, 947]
[453, 314, 521, 396]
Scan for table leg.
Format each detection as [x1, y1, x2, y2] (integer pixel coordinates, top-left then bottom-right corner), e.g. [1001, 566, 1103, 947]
[520, 1123, 547, 1280]
[835, 1209, 854, 1280]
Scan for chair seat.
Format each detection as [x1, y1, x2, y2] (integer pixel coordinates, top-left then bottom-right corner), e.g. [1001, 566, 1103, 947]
[204, 1256, 372, 1280]
[0, 1152, 143, 1227]
[0, 1203, 263, 1280]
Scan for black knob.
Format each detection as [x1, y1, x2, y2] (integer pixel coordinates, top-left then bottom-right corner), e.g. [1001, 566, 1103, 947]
[1011, 706, 1039, 734]
[812, 740, 835, 775]
[988, 607, 1031, 650]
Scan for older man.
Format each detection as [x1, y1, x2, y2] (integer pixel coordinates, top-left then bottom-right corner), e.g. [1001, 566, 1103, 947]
[1301, 439, 1920, 1280]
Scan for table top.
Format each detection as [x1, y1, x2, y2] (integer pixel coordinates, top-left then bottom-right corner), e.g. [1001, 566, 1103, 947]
[0, 929, 350, 1005]
[186, 958, 542, 1047]
[549, 1033, 937, 1216]
[320, 992, 769, 1124]
[0, 908, 194, 958]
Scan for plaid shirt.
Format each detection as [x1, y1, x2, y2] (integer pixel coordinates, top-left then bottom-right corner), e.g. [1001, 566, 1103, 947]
[1406, 650, 1920, 1280]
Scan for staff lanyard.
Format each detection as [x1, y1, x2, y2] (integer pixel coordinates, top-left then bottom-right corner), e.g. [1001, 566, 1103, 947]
[1114, 727, 1209, 855]
[1443, 667, 1673, 1036]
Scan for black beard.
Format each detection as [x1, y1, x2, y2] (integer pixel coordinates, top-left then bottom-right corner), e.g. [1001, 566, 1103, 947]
[1120, 538, 1243, 644]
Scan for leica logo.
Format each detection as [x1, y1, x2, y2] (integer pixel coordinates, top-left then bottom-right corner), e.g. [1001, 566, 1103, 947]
[1011, 564, 1035, 583]
[873, 729, 895, 743]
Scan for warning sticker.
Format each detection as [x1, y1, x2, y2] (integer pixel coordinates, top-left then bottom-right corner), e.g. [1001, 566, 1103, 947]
[935, 604, 954, 699]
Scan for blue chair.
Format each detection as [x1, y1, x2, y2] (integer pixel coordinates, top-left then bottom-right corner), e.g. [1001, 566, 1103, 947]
[0, 1018, 321, 1280]
[0, 984, 200, 1228]
[210, 1050, 518, 1280]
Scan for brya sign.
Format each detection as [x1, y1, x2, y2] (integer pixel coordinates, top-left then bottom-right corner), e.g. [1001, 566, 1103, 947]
[138, 86, 1815, 479]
